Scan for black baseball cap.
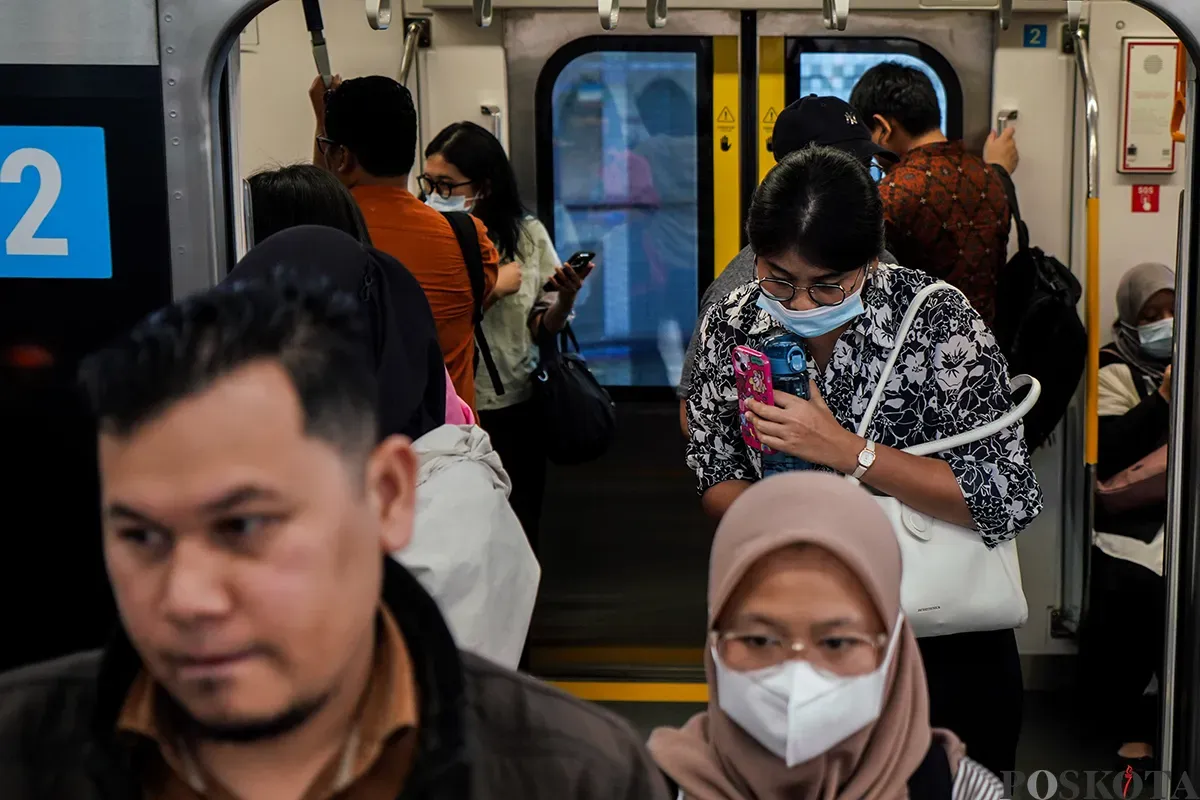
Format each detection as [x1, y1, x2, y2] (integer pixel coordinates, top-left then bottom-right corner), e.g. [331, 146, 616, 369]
[772, 94, 896, 165]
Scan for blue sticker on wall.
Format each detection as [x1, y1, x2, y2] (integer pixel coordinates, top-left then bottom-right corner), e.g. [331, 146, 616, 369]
[1023, 24, 1048, 48]
[0, 126, 112, 279]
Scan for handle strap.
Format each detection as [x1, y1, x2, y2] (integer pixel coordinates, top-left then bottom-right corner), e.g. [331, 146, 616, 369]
[854, 281, 1041, 456]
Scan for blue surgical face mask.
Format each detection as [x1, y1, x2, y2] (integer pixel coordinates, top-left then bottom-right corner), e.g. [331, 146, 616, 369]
[756, 275, 867, 339]
[425, 193, 474, 213]
[1138, 316, 1174, 359]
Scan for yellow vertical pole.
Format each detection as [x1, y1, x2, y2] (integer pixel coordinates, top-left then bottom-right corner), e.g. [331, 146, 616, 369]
[1085, 197, 1101, 465]
[712, 36, 740, 278]
[758, 37, 785, 184]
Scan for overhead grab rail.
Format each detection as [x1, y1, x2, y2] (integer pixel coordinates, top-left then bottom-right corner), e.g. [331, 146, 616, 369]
[647, 0, 667, 29]
[399, 20, 427, 85]
[822, 0, 849, 31]
[366, 0, 392, 29]
[473, 0, 494, 28]
[301, 0, 332, 89]
[1173, 42, 1187, 143]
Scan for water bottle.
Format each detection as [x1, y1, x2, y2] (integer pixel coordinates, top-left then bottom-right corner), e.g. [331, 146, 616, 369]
[761, 333, 814, 476]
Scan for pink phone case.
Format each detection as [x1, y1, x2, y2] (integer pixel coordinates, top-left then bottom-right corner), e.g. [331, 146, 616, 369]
[733, 345, 774, 453]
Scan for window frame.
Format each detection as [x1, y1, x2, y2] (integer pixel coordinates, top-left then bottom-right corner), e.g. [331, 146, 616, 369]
[534, 35, 716, 400]
[783, 37, 965, 141]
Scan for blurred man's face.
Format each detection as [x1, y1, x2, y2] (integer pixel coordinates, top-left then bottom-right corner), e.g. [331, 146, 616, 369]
[100, 360, 414, 740]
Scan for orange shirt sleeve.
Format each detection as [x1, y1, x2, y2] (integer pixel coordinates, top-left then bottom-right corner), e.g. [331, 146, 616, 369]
[471, 215, 500, 298]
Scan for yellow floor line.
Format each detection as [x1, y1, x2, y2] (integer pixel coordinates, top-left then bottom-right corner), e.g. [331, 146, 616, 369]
[550, 681, 709, 703]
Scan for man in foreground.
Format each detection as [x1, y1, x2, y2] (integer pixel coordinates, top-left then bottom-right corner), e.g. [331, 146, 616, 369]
[0, 277, 669, 799]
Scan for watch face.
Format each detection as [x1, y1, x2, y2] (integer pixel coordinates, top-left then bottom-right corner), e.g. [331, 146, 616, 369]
[860, 449, 876, 467]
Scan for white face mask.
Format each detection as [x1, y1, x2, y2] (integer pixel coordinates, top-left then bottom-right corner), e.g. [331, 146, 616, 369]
[713, 614, 902, 767]
[425, 193, 475, 213]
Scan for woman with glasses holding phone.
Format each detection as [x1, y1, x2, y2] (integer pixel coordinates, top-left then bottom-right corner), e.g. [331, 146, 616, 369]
[684, 145, 1041, 777]
[420, 121, 595, 551]
[649, 472, 1005, 800]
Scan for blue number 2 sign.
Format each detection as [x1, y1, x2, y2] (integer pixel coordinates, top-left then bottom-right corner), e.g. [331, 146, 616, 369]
[1023, 24, 1048, 48]
[0, 126, 112, 279]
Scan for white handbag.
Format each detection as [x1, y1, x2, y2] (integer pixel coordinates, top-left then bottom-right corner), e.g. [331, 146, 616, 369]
[852, 282, 1040, 639]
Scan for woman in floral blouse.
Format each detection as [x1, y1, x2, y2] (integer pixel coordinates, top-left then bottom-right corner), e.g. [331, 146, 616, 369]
[685, 145, 1043, 777]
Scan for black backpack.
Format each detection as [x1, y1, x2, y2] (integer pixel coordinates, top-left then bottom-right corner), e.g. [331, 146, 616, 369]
[441, 211, 505, 396]
[533, 324, 617, 466]
[991, 167, 1086, 452]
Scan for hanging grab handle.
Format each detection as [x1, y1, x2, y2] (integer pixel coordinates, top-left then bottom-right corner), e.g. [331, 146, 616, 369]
[599, 0, 619, 30]
[300, 0, 332, 88]
[366, 0, 392, 30]
[646, 0, 667, 29]
[822, 0, 849, 31]
[998, 0, 1012, 30]
[473, 0, 493, 28]
[1172, 42, 1187, 144]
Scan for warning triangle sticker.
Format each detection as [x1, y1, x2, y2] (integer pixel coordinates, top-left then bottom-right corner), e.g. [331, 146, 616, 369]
[717, 106, 735, 123]
[762, 107, 778, 124]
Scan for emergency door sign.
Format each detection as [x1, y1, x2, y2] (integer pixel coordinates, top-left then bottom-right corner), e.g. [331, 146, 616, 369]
[0, 125, 113, 279]
[1133, 184, 1160, 213]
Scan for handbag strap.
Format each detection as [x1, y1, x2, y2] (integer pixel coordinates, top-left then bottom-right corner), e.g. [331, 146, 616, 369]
[854, 282, 1042, 457]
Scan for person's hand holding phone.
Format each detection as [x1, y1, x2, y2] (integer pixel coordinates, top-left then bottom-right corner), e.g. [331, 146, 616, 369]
[545, 256, 595, 297]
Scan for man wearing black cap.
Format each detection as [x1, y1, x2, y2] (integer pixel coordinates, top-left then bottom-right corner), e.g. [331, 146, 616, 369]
[677, 95, 896, 432]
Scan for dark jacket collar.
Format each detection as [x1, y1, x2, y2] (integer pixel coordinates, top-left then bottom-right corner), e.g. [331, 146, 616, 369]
[90, 557, 470, 797]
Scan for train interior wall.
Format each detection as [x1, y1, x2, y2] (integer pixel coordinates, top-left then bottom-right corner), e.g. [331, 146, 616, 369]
[233, 0, 1188, 691]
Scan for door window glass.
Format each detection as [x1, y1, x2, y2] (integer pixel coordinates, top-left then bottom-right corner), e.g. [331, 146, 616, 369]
[546, 50, 701, 388]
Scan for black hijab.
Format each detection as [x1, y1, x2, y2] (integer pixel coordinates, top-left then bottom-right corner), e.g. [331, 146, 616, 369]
[228, 226, 446, 442]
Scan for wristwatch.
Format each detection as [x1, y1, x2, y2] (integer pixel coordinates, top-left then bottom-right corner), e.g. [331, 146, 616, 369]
[852, 439, 877, 480]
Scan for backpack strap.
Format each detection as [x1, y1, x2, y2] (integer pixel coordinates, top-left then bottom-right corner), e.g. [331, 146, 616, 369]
[907, 740, 955, 800]
[440, 211, 505, 396]
[991, 164, 1031, 254]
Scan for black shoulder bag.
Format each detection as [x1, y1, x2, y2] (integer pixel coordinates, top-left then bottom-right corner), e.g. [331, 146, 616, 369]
[991, 165, 1086, 452]
[441, 210, 505, 397]
[533, 323, 617, 466]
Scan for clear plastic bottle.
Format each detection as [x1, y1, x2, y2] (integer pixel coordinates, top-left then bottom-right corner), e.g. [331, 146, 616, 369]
[761, 333, 814, 476]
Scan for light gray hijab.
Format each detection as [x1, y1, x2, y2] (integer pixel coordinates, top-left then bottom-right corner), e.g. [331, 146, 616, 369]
[1113, 262, 1175, 385]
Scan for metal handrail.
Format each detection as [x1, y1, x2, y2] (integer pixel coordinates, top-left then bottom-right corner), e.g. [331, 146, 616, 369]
[1075, 28, 1100, 202]
[399, 21, 425, 85]
[1070, 22, 1102, 664]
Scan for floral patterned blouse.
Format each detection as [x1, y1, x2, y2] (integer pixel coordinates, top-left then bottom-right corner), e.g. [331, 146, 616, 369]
[685, 263, 1043, 546]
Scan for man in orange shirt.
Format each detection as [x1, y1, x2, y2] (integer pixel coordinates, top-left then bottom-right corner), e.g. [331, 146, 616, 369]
[310, 75, 499, 409]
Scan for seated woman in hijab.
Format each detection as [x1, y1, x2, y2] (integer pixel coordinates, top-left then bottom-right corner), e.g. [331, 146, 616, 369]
[648, 472, 1004, 800]
[229, 225, 538, 669]
[1078, 261, 1174, 773]
[246, 162, 474, 427]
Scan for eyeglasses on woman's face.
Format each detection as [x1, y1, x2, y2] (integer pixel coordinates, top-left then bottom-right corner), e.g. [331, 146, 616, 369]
[712, 627, 887, 677]
[417, 175, 473, 200]
[756, 263, 869, 308]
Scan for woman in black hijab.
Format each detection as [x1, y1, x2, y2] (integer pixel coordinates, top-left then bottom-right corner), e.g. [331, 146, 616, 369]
[229, 225, 445, 441]
[228, 226, 540, 668]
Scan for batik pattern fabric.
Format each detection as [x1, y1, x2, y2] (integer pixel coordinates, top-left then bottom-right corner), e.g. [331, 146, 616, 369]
[685, 263, 1043, 546]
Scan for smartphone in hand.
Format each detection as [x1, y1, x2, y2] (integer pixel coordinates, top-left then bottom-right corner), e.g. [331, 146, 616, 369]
[733, 345, 774, 453]
[543, 251, 596, 292]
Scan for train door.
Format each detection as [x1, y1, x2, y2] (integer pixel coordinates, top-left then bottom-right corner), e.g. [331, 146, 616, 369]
[505, 11, 738, 692]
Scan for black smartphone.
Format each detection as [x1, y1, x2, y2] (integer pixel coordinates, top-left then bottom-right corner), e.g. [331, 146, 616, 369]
[543, 251, 596, 291]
